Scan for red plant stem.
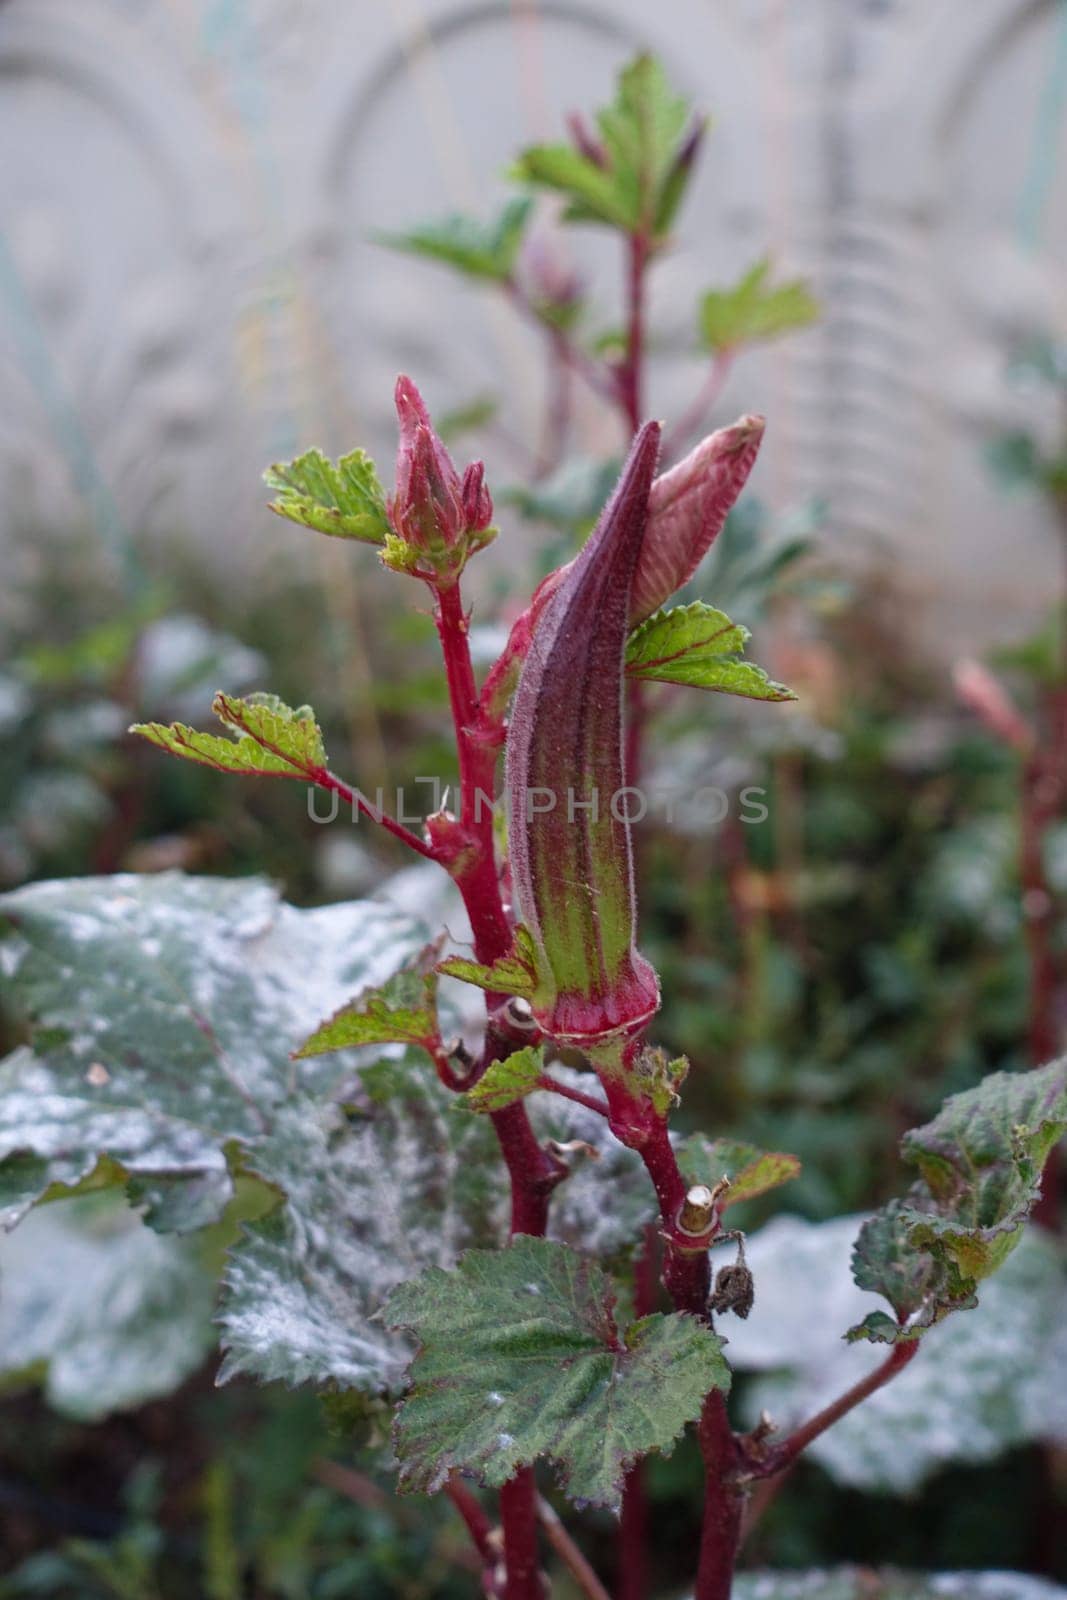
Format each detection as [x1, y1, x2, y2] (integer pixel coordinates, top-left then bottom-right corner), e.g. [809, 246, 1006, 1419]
[537, 1074, 610, 1116]
[433, 576, 562, 1600]
[617, 1229, 658, 1600]
[446, 1475, 500, 1570]
[539, 1495, 613, 1600]
[755, 1340, 920, 1479]
[602, 1081, 711, 1314]
[294, 764, 439, 859]
[499, 1471, 542, 1600]
[433, 583, 513, 960]
[662, 351, 735, 462]
[695, 1393, 745, 1600]
[619, 233, 648, 435]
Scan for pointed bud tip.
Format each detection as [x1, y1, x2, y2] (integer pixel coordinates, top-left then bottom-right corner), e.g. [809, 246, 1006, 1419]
[394, 373, 432, 427]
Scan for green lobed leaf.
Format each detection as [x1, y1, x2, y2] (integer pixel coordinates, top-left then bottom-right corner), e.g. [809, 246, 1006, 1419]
[377, 198, 533, 281]
[512, 55, 694, 242]
[436, 925, 541, 1000]
[386, 1235, 729, 1509]
[0, 1196, 215, 1420]
[292, 946, 441, 1059]
[850, 1059, 1067, 1337]
[596, 54, 692, 237]
[264, 447, 391, 544]
[0, 874, 504, 1393]
[677, 1134, 801, 1210]
[625, 602, 796, 700]
[132, 691, 328, 781]
[510, 143, 636, 232]
[699, 258, 818, 354]
[461, 1046, 544, 1113]
[847, 1201, 960, 1344]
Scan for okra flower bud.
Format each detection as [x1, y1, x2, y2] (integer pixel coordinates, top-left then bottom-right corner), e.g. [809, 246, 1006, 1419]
[386, 375, 496, 583]
[505, 422, 663, 1044]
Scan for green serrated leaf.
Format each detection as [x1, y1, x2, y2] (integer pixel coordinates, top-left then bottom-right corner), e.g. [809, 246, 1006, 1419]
[132, 691, 327, 780]
[677, 1135, 801, 1210]
[293, 946, 440, 1059]
[700, 258, 818, 354]
[512, 54, 694, 242]
[0, 875, 503, 1394]
[264, 447, 391, 544]
[377, 197, 533, 281]
[626, 602, 796, 700]
[436, 925, 541, 999]
[849, 1060, 1067, 1337]
[386, 1235, 729, 1508]
[846, 1201, 961, 1343]
[462, 1046, 544, 1113]
[510, 143, 636, 231]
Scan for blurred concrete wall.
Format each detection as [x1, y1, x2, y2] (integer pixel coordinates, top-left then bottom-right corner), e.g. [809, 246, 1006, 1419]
[1, 0, 1065, 653]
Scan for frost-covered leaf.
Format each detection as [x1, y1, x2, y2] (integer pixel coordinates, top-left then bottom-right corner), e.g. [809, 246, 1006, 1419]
[378, 198, 532, 281]
[293, 947, 441, 1059]
[677, 1135, 801, 1210]
[132, 692, 328, 781]
[264, 447, 390, 543]
[728, 1215, 1067, 1493]
[512, 55, 694, 242]
[853, 1060, 1067, 1335]
[626, 603, 795, 700]
[724, 1572, 1067, 1600]
[700, 258, 818, 354]
[0, 874, 503, 1394]
[219, 1063, 502, 1391]
[0, 1196, 215, 1419]
[387, 1235, 728, 1509]
[462, 1046, 544, 1113]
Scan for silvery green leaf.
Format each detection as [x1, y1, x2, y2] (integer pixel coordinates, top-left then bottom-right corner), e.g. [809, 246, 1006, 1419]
[0, 874, 504, 1394]
[722, 1572, 1067, 1600]
[0, 1196, 214, 1419]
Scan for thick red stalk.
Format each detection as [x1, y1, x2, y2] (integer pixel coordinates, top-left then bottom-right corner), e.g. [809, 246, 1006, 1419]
[499, 1473, 543, 1600]
[433, 575, 559, 1600]
[695, 1394, 745, 1600]
[618, 1229, 658, 1600]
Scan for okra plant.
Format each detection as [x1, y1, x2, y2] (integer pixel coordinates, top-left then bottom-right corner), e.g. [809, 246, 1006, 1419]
[1, 55, 1065, 1600]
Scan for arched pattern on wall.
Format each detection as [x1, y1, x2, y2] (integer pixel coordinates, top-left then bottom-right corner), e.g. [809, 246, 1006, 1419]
[0, 0, 1062, 652]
